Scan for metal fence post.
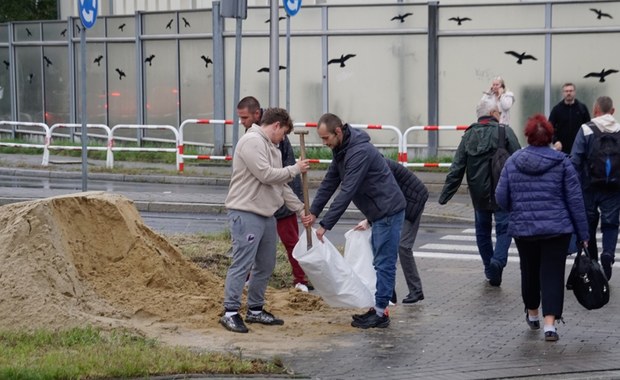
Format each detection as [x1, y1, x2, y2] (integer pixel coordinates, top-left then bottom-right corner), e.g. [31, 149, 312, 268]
[212, 1, 225, 156]
[427, 1, 439, 158]
[544, 1, 552, 117]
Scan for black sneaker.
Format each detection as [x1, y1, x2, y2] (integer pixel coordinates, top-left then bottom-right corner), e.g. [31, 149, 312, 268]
[351, 313, 390, 329]
[352, 307, 376, 322]
[544, 330, 559, 342]
[488, 261, 502, 287]
[245, 310, 284, 325]
[390, 290, 397, 305]
[220, 313, 249, 333]
[402, 293, 424, 304]
[601, 253, 614, 280]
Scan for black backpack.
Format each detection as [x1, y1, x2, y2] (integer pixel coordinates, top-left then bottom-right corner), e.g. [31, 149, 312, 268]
[566, 247, 610, 310]
[491, 125, 510, 198]
[586, 122, 620, 190]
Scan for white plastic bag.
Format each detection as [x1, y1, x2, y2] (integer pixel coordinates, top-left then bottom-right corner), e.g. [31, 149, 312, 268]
[343, 228, 376, 295]
[292, 229, 374, 308]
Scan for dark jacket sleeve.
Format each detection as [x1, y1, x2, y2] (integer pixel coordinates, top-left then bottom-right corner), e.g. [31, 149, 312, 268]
[563, 158, 589, 243]
[495, 156, 513, 211]
[438, 138, 467, 205]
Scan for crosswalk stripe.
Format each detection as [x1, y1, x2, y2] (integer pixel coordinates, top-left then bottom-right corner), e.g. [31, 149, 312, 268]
[419, 243, 519, 254]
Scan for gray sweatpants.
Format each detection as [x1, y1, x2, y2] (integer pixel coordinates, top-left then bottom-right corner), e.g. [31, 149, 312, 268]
[398, 203, 425, 297]
[223, 209, 277, 312]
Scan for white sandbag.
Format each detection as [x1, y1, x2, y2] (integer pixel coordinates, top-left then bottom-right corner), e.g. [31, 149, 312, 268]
[343, 228, 376, 295]
[293, 229, 374, 308]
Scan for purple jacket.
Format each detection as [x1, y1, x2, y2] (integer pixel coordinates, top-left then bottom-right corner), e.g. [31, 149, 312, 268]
[495, 145, 589, 242]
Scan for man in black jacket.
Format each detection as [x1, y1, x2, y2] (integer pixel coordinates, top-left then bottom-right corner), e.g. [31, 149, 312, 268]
[549, 83, 591, 154]
[355, 158, 428, 304]
[302, 113, 405, 329]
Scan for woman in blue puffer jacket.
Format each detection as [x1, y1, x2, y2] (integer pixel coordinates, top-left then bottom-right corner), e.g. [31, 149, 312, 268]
[495, 114, 589, 343]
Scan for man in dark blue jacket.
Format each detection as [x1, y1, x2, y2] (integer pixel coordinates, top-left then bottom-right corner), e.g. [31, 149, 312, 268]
[302, 113, 405, 329]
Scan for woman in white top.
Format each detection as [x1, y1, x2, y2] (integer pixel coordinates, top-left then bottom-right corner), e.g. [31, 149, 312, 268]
[481, 76, 515, 125]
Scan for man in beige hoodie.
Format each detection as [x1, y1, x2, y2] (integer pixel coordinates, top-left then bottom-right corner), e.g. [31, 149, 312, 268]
[220, 107, 310, 333]
[570, 96, 620, 280]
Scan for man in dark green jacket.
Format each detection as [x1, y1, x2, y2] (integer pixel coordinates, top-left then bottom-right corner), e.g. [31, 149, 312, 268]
[438, 98, 521, 286]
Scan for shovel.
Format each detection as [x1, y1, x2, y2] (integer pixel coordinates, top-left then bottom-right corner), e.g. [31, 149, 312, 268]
[294, 130, 312, 249]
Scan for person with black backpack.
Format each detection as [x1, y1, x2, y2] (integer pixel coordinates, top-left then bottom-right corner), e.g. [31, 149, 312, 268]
[570, 96, 620, 280]
[439, 98, 521, 286]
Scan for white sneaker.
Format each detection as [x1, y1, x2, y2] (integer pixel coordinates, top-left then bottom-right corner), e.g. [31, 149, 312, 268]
[294, 283, 309, 292]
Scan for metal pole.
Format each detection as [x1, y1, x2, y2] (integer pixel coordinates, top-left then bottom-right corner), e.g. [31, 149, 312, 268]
[67, 17, 76, 124]
[427, 1, 439, 158]
[321, 6, 328, 114]
[212, 1, 225, 155]
[544, 1, 552, 117]
[232, 17, 243, 154]
[8, 22, 17, 125]
[286, 15, 291, 111]
[269, 0, 279, 107]
[80, 26, 88, 191]
[135, 12, 144, 141]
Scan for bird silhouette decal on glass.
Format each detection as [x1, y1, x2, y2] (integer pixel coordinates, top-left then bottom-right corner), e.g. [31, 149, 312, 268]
[584, 69, 618, 83]
[257, 66, 286, 73]
[3, 60, 9, 70]
[118, 23, 126, 31]
[115, 68, 126, 80]
[590, 8, 612, 19]
[200, 55, 213, 68]
[449, 16, 472, 25]
[75, 24, 81, 33]
[144, 54, 155, 66]
[27, 73, 34, 84]
[265, 16, 286, 23]
[43, 56, 53, 68]
[182, 17, 191, 28]
[165, 19, 174, 29]
[26, 28, 33, 37]
[391, 13, 413, 23]
[60, 28, 67, 37]
[93, 55, 104, 66]
[505, 51, 537, 64]
[328, 54, 356, 68]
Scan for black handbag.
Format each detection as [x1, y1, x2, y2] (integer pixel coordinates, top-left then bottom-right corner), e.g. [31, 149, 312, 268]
[566, 247, 610, 310]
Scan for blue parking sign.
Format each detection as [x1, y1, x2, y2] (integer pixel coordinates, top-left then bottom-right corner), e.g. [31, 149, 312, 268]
[78, 0, 99, 29]
[283, 0, 301, 17]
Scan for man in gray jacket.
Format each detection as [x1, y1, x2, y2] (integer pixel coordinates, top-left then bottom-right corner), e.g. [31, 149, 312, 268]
[221, 108, 309, 333]
[302, 113, 405, 329]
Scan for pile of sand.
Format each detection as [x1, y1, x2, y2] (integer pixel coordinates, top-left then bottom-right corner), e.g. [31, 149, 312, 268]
[0, 192, 329, 334]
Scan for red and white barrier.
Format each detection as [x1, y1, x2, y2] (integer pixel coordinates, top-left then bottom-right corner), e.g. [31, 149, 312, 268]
[178, 119, 233, 172]
[0, 121, 50, 159]
[402, 125, 468, 167]
[109, 124, 179, 170]
[43, 123, 111, 166]
[293, 122, 403, 165]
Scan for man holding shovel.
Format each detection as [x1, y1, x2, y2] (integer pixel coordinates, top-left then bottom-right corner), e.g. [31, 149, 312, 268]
[237, 96, 312, 292]
[221, 108, 310, 333]
[301, 113, 405, 329]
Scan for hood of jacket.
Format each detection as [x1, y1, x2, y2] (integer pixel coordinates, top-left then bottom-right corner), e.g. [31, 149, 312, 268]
[464, 117, 500, 156]
[512, 145, 564, 176]
[590, 114, 620, 133]
[333, 124, 370, 160]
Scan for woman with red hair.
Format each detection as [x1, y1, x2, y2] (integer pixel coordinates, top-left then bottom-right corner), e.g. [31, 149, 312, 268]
[495, 114, 589, 342]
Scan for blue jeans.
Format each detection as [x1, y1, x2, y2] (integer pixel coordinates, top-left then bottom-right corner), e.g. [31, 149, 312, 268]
[584, 190, 620, 261]
[371, 209, 405, 310]
[474, 209, 511, 276]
